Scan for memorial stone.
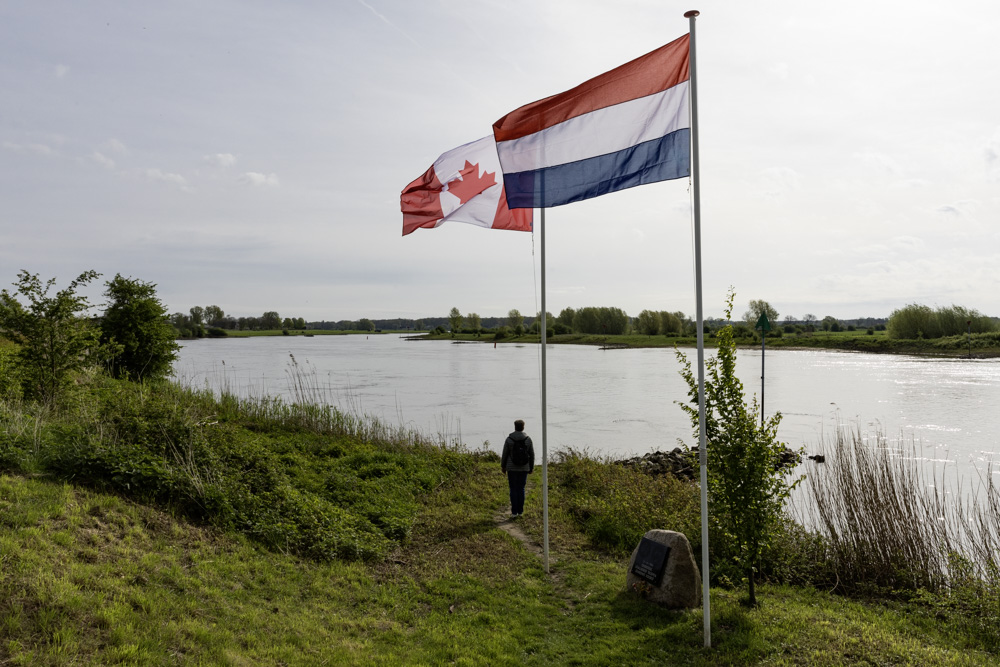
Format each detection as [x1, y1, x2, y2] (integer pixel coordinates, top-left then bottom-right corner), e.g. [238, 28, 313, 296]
[626, 529, 700, 609]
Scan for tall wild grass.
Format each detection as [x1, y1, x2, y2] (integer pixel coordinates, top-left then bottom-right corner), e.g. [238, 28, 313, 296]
[887, 303, 996, 339]
[803, 427, 999, 606]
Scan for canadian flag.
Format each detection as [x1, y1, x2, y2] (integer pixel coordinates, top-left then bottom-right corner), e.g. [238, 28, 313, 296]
[400, 135, 533, 236]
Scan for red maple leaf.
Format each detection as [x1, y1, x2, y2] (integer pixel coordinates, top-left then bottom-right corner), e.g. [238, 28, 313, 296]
[445, 161, 496, 204]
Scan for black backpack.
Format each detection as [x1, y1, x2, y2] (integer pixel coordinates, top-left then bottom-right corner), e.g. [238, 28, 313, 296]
[511, 438, 530, 466]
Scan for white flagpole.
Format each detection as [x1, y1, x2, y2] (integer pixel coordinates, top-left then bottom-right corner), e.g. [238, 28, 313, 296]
[684, 8, 711, 649]
[540, 204, 549, 574]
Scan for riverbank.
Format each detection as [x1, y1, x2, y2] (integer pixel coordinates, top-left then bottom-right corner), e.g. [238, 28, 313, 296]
[202, 327, 1000, 357]
[411, 330, 1000, 358]
[1, 375, 998, 663]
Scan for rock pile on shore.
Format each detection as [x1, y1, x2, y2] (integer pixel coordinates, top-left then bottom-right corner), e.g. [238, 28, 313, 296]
[617, 448, 697, 480]
[618, 445, 805, 481]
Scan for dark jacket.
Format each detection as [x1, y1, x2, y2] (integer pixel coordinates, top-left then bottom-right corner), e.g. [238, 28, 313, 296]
[501, 431, 534, 473]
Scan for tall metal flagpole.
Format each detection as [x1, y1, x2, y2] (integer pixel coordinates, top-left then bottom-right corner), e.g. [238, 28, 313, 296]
[684, 8, 711, 649]
[540, 205, 549, 574]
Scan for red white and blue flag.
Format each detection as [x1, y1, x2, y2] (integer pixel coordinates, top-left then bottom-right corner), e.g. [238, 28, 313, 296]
[493, 34, 690, 209]
[400, 135, 533, 236]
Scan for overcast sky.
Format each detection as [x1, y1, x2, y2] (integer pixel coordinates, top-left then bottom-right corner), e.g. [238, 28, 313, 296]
[2, 1, 999, 322]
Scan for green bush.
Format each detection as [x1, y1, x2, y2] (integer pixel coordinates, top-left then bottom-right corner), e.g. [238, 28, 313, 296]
[0, 341, 23, 401]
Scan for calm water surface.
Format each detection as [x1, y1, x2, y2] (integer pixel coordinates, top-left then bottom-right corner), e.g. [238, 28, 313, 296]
[175, 335, 1000, 485]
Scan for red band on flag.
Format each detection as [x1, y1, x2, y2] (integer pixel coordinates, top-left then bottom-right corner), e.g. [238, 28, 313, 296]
[401, 165, 445, 236]
[493, 35, 690, 143]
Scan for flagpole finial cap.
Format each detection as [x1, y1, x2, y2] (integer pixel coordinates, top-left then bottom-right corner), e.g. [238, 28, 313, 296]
[684, 10, 700, 18]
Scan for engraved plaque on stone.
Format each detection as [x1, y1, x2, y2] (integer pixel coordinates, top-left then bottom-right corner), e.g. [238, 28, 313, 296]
[630, 537, 671, 586]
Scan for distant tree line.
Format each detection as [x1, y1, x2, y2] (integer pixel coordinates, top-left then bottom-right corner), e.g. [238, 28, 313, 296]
[162, 300, 998, 342]
[171, 305, 307, 338]
[306, 303, 899, 339]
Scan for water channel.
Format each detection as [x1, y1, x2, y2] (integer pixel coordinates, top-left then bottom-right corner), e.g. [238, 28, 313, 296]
[175, 334, 1000, 489]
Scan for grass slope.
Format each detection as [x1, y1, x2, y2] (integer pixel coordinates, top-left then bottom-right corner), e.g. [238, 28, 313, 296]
[2, 464, 997, 665]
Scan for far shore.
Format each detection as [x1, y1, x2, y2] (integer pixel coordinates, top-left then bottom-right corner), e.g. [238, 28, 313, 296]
[190, 328, 1000, 358]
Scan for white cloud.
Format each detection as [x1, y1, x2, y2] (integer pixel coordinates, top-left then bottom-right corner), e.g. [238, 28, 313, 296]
[892, 235, 925, 252]
[103, 139, 128, 155]
[240, 171, 279, 187]
[854, 150, 901, 177]
[3, 141, 56, 156]
[54, 64, 69, 78]
[889, 178, 930, 189]
[759, 166, 801, 199]
[92, 151, 115, 169]
[27, 143, 54, 156]
[986, 130, 1000, 181]
[768, 62, 789, 80]
[204, 153, 237, 167]
[143, 168, 191, 191]
[937, 200, 979, 217]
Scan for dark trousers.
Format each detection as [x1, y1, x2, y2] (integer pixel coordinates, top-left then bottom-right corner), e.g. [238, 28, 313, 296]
[507, 471, 528, 514]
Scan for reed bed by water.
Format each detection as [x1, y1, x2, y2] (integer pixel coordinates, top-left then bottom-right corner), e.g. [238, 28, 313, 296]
[803, 427, 1000, 600]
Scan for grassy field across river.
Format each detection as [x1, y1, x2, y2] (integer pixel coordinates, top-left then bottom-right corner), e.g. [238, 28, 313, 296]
[416, 329, 1000, 357]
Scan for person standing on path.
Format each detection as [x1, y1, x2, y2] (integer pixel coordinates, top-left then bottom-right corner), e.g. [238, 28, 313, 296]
[501, 419, 534, 519]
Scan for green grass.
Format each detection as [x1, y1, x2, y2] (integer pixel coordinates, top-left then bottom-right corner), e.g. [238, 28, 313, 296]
[2, 467, 998, 665]
[1, 374, 998, 663]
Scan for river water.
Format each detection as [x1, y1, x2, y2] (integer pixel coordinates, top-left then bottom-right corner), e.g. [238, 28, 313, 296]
[174, 334, 1000, 487]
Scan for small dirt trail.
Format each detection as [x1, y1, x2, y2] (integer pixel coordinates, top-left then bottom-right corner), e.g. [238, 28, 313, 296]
[493, 475, 552, 564]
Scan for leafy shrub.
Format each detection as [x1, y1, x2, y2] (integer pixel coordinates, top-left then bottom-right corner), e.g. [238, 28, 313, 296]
[677, 290, 802, 605]
[0, 342, 23, 401]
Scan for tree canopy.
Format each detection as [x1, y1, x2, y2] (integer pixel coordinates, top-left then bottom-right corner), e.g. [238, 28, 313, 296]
[0, 270, 105, 403]
[743, 299, 779, 329]
[100, 274, 179, 381]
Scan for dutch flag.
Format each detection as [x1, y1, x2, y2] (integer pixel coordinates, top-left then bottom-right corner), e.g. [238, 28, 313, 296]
[493, 33, 691, 210]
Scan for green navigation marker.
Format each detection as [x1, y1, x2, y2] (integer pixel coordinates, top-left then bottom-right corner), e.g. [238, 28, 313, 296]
[755, 312, 771, 332]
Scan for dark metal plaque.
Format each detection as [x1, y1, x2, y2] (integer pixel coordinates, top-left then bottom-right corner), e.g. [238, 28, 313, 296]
[630, 537, 671, 586]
